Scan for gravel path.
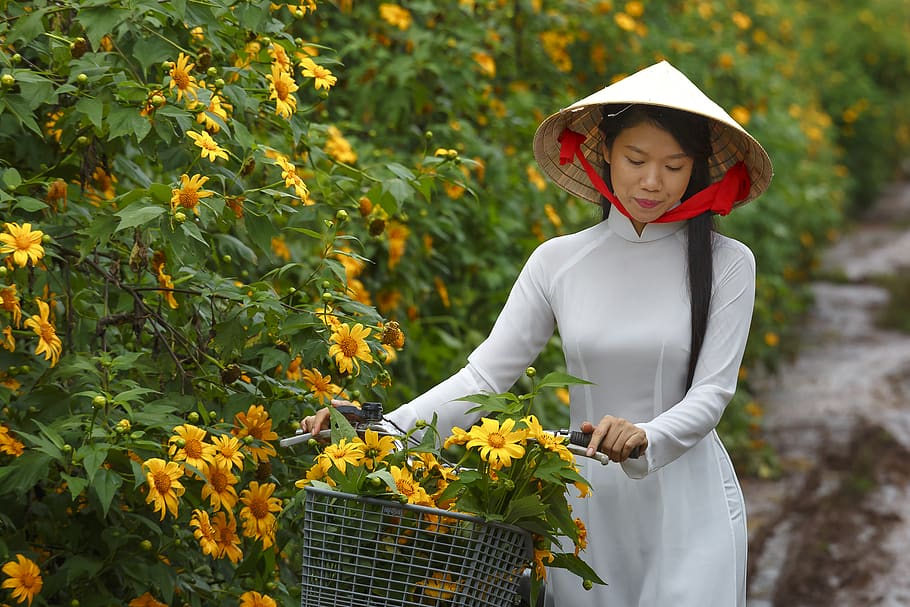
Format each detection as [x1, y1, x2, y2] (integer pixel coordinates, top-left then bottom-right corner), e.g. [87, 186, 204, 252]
[743, 179, 910, 607]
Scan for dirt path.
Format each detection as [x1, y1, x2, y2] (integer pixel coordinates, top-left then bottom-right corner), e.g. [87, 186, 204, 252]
[743, 179, 910, 607]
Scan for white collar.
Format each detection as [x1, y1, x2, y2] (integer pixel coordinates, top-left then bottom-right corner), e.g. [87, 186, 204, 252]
[607, 209, 687, 243]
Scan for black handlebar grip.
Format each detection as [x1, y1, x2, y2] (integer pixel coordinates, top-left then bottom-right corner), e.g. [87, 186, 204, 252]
[567, 431, 641, 459]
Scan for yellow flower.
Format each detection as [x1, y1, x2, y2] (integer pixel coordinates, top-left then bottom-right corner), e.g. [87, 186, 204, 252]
[417, 572, 459, 601]
[206, 434, 245, 470]
[614, 12, 636, 31]
[239, 481, 282, 548]
[1, 223, 45, 268]
[532, 546, 554, 580]
[232, 404, 278, 464]
[318, 438, 364, 474]
[239, 590, 278, 607]
[764, 332, 780, 347]
[2, 554, 42, 606]
[23, 299, 62, 367]
[443, 426, 471, 450]
[157, 270, 179, 309]
[129, 592, 168, 607]
[324, 125, 357, 163]
[472, 51, 496, 78]
[544, 203, 562, 229]
[200, 459, 239, 511]
[211, 510, 243, 563]
[574, 518, 588, 555]
[276, 157, 309, 200]
[328, 323, 374, 374]
[730, 105, 751, 126]
[466, 418, 526, 469]
[299, 57, 337, 90]
[386, 221, 409, 269]
[1, 326, 14, 352]
[0, 424, 25, 456]
[301, 368, 342, 403]
[142, 458, 186, 520]
[379, 3, 412, 30]
[190, 509, 220, 557]
[195, 87, 232, 133]
[434, 276, 450, 308]
[169, 52, 200, 102]
[295, 457, 333, 488]
[187, 130, 229, 162]
[169, 424, 216, 471]
[267, 64, 299, 119]
[390, 465, 432, 505]
[268, 43, 294, 74]
[1, 284, 22, 327]
[353, 429, 397, 470]
[170, 173, 214, 213]
[270, 235, 291, 261]
[732, 10, 752, 30]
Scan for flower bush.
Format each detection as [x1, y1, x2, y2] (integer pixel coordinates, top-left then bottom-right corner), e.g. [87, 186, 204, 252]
[2, 0, 910, 605]
[293, 370, 603, 605]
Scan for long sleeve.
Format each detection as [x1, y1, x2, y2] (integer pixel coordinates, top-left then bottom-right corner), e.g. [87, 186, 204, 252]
[385, 246, 557, 440]
[622, 242, 755, 479]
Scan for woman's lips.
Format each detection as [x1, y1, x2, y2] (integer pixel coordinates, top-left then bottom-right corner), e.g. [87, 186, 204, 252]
[634, 197, 661, 209]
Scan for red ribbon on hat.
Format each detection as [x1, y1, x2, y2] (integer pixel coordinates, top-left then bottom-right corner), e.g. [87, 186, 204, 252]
[558, 127, 751, 223]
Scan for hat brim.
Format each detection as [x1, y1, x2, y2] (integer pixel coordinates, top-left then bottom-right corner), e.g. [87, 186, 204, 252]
[533, 61, 773, 207]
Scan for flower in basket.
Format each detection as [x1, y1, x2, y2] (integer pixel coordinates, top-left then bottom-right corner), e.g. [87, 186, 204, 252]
[293, 370, 605, 606]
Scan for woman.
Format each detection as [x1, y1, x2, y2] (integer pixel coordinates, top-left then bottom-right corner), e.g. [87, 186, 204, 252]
[302, 60, 772, 606]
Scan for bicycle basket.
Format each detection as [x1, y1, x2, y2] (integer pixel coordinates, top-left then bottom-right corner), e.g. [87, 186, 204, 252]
[300, 486, 533, 607]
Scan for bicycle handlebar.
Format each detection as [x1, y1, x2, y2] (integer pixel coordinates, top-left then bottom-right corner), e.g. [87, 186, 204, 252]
[280, 426, 640, 466]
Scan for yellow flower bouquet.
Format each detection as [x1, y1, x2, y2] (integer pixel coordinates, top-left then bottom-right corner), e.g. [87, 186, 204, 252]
[292, 370, 605, 606]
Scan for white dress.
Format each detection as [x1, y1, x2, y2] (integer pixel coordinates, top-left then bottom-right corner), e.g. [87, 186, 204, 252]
[385, 210, 753, 606]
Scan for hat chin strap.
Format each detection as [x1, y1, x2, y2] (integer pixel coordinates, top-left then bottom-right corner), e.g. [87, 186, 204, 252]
[558, 127, 751, 223]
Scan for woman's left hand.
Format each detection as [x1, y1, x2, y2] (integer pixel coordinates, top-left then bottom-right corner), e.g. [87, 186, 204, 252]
[581, 416, 648, 462]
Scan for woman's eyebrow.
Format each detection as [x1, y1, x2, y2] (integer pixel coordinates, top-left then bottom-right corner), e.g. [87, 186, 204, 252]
[623, 144, 690, 159]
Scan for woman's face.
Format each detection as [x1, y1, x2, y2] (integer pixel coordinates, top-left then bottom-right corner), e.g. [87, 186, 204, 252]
[604, 121, 694, 233]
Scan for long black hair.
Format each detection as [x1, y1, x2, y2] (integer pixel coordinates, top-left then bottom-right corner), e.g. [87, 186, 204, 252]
[597, 104, 714, 389]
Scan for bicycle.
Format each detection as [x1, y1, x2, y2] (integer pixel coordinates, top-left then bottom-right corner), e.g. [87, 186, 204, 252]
[281, 402, 634, 606]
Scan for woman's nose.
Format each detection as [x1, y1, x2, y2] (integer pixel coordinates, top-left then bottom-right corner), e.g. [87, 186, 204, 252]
[640, 166, 661, 190]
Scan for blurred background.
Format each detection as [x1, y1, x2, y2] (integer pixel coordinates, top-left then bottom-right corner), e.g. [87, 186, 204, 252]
[2, 0, 910, 605]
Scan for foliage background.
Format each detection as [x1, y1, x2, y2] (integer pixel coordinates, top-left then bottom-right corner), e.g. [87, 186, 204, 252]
[1, 0, 909, 605]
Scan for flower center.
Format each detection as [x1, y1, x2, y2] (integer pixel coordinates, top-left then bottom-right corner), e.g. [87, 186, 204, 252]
[275, 80, 289, 100]
[396, 478, 416, 496]
[38, 321, 56, 342]
[338, 336, 359, 357]
[153, 470, 172, 493]
[174, 69, 190, 89]
[179, 189, 199, 208]
[185, 438, 203, 459]
[250, 497, 269, 519]
[13, 233, 33, 251]
[210, 470, 228, 492]
[488, 432, 506, 449]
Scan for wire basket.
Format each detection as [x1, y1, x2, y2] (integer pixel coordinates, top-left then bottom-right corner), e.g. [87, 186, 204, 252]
[300, 486, 533, 607]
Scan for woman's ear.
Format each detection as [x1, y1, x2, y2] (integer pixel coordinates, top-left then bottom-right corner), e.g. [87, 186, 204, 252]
[602, 142, 611, 165]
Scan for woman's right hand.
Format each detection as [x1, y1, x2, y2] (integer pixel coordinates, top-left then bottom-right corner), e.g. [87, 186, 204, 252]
[299, 399, 350, 434]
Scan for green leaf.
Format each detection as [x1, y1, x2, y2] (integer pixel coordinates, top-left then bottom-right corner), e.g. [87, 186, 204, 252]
[386, 162, 416, 181]
[0, 95, 42, 135]
[14, 196, 47, 212]
[328, 405, 358, 443]
[148, 183, 173, 204]
[0, 452, 51, 495]
[113, 387, 160, 403]
[61, 473, 89, 501]
[77, 6, 130, 48]
[2, 167, 21, 190]
[549, 552, 607, 586]
[61, 554, 104, 585]
[108, 104, 152, 142]
[78, 442, 110, 484]
[536, 371, 594, 389]
[382, 178, 414, 205]
[92, 468, 123, 517]
[18, 74, 56, 110]
[7, 8, 46, 45]
[115, 205, 165, 231]
[503, 493, 547, 525]
[76, 97, 104, 131]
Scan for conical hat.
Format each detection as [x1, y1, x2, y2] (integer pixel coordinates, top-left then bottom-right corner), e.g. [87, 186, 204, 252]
[532, 61, 773, 206]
